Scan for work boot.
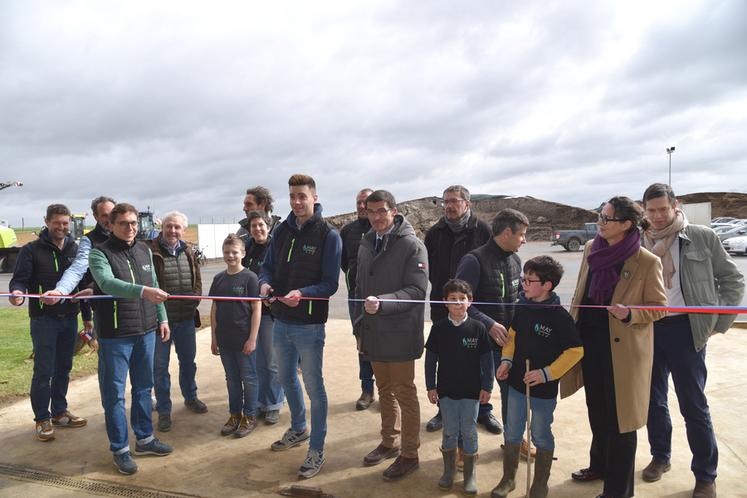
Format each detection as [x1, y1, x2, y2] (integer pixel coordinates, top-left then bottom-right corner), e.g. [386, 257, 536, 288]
[491, 443, 520, 498]
[233, 415, 257, 438]
[463, 452, 478, 495]
[220, 413, 241, 436]
[642, 458, 671, 482]
[356, 391, 375, 411]
[529, 448, 554, 498]
[438, 447, 456, 490]
[692, 480, 716, 498]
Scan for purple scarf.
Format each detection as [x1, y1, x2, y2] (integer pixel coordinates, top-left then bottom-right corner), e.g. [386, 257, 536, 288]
[586, 229, 641, 305]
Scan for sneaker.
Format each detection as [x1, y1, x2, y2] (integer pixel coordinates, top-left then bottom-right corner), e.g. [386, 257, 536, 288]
[51, 411, 87, 428]
[157, 414, 172, 432]
[426, 413, 443, 432]
[271, 428, 310, 451]
[184, 398, 208, 414]
[134, 437, 173, 456]
[113, 452, 138, 475]
[298, 448, 325, 479]
[221, 414, 241, 436]
[356, 391, 375, 411]
[264, 409, 280, 425]
[35, 419, 55, 442]
[234, 415, 257, 438]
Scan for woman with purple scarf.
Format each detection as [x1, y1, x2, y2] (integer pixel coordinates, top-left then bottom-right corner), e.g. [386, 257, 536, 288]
[559, 196, 667, 498]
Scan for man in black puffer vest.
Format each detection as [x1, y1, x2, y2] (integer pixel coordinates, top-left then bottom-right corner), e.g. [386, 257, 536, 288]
[89, 203, 173, 476]
[423, 185, 491, 433]
[148, 211, 206, 433]
[259, 174, 342, 480]
[455, 208, 529, 437]
[9, 204, 92, 442]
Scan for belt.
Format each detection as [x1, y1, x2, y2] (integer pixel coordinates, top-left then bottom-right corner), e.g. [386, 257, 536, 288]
[657, 314, 689, 325]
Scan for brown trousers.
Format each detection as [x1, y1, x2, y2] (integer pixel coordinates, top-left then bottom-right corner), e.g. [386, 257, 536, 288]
[371, 360, 420, 458]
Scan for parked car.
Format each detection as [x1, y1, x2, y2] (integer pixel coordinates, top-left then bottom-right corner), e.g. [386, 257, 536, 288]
[723, 235, 747, 256]
[712, 217, 737, 224]
[551, 222, 597, 251]
[717, 224, 747, 242]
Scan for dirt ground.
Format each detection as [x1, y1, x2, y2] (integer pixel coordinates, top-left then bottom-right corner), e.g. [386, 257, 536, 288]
[1, 319, 746, 498]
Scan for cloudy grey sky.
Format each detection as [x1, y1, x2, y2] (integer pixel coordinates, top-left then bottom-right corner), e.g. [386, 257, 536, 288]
[1, 0, 745, 227]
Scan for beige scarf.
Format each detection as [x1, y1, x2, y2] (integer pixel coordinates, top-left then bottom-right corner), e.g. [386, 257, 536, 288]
[642, 209, 688, 289]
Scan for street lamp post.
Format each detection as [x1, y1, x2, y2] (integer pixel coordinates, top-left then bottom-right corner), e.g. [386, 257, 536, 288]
[666, 146, 676, 186]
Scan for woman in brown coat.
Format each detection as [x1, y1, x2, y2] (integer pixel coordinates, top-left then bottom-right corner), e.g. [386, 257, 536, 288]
[559, 196, 666, 498]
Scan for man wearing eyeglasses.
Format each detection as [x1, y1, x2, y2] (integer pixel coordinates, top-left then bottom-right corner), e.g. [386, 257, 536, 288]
[424, 185, 492, 433]
[354, 190, 429, 481]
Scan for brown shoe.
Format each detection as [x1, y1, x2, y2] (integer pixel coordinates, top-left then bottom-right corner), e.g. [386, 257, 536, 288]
[363, 443, 400, 466]
[692, 480, 716, 498]
[35, 419, 55, 441]
[233, 415, 257, 438]
[51, 411, 87, 428]
[642, 458, 671, 482]
[220, 413, 241, 436]
[571, 467, 603, 482]
[520, 438, 536, 460]
[356, 391, 375, 411]
[382, 455, 419, 481]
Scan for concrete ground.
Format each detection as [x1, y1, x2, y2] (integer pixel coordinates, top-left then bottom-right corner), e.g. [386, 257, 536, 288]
[1, 320, 746, 498]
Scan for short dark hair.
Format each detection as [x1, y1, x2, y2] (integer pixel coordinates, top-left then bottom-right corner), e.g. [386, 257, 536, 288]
[523, 256, 564, 290]
[443, 278, 473, 300]
[492, 208, 529, 236]
[443, 185, 470, 201]
[246, 210, 270, 226]
[109, 203, 138, 224]
[245, 186, 274, 213]
[366, 190, 397, 210]
[642, 183, 676, 206]
[288, 174, 316, 190]
[90, 196, 116, 216]
[223, 233, 244, 249]
[46, 204, 71, 220]
[607, 196, 647, 232]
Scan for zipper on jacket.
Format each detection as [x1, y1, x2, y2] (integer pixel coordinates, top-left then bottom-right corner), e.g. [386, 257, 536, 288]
[287, 238, 296, 262]
[499, 273, 505, 299]
[308, 300, 313, 315]
[113, 301, 118, 329]
[38, 284, 43, 310]
[53, 253, 59, 272]
[126, 260, 136, 282]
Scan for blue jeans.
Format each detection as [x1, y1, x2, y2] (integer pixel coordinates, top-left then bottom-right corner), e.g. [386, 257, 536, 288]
[98, 332, 156, 454]
[273, 319, 328, 451]
[348, 300, 374, 393]
[648, 317, 718, 482]
[505, 386, 557, 451]
[153, 319, 198, 415]
[29, 314, 78, 421]
[256, 315, 284, 412]
[440, 397, 480, 454]
[219, 348, 258, 416]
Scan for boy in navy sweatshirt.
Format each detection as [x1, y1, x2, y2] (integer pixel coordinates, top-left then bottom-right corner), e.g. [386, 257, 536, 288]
[425, 279, 493, 495]
[493, 256, 583, 498]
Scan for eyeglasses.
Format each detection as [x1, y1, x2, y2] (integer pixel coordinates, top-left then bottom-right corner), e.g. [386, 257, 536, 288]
[440, 198, 466, 207]
[116, 221, 138, 228]
[367, 208, 392, 217]
[598, 214, 625, 225]
[520, 277, 542, 285]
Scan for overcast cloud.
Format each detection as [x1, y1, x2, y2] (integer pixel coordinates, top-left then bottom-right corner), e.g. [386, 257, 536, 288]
[1, 0, 745, 227]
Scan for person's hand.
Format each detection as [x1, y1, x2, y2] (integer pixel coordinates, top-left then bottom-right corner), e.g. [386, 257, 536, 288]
[8, 290, 24, 306]
[427, 389, 439, 404]
[524, 369, 546, 387]
[159, 323, 170, 342]
[496, 362, 510, 381]
[143, 287, 168, 304]
[708, 330, 719, 337]
[71, 288, 93, 302]
[607, 304, 630, 321]
[488, 322, 509, 347]
[83, 320, 93, 333]
[243, 338, 257, 355]
[479, 389, 491, 404]
[211, 341, 219, 355]
[41, 289, 63, 305]
[260, 283, 275, 304]
[278, 289, 302, 307]
[364, 296, 380, 314]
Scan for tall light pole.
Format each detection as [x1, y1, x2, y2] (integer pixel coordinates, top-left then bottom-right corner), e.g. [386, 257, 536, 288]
[666, 146, 676, 186]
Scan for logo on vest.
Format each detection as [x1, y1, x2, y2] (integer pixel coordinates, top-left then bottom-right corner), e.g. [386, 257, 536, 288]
[462, 337, 479, 349]
[512, 278, 520, 290]
[141, 264, 151, 272]
[534, 323, 552, 337]
[302, 244, 317, 255]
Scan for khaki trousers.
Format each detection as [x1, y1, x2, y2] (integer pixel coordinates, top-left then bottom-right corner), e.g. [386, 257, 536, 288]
[371, 360, 420, 458]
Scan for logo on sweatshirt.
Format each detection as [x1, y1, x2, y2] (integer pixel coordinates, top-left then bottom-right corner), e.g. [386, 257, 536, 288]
[534, 323, 552, 338]
[462, 337, 479, 349]
[302, 244, 317, 255]
[141, 264, 151, 272]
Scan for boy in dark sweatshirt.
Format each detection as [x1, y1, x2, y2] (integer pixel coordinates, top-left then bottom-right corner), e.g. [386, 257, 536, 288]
[493, 256, 583, 498]
[425, 279, 493, 495]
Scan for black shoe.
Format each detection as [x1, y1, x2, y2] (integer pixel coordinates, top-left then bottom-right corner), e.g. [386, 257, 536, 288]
[157, 414, 171, 432]
[426, 413, 443, 432]
[184, 398, 208, 414]
[477, 413, 503, 434]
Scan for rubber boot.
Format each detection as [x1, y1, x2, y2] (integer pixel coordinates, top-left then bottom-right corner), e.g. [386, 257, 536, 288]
[529, 448, 554, 498]
[438, 447, 457, 490]
[463, 453, 478, 495]
[491, 443, 520, 498]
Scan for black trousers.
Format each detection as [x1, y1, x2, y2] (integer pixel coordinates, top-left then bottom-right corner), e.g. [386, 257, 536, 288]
[580, 322, 636, 498]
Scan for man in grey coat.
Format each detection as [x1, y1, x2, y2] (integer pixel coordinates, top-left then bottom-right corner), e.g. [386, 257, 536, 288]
[354, 190, 428, 482]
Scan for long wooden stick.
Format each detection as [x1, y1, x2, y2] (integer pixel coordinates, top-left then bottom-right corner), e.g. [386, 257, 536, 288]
[526, 359, 532, 497]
